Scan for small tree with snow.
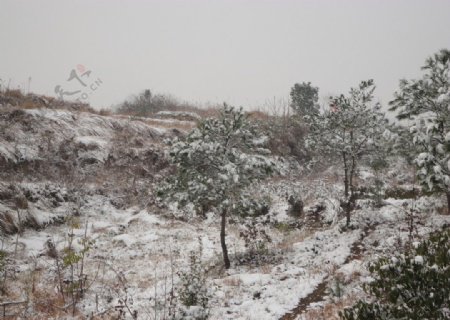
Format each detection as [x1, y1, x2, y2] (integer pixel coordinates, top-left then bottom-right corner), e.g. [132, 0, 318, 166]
[307, 80, 387, 226]
[173, 244, 210, 320]
[159, 105, 274, 268]
[290, 82, 320, 117]
[389, 49, 450, 214]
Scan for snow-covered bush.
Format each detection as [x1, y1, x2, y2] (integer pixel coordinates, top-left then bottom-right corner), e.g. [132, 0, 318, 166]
[328, 274, 346, 300]
[159, 105, 275, 268]
[390, 49, 450, 213]
[340, 228, 450, 320]
[230, 192, 271, 218]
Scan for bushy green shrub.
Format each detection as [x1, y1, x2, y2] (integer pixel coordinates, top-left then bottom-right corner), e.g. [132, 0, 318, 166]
[340, 228, 450, 320]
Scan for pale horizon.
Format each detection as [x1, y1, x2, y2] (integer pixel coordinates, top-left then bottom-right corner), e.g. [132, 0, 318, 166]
[1, 0, 450, 110]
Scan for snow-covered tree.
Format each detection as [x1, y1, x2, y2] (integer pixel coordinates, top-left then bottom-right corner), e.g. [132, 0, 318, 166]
[389, 49, 450, 213]
[290, 82, 319, 117]
[389, 124, 419, 165]
[307, 80, 388, 226]
[159, 105, 275, 268]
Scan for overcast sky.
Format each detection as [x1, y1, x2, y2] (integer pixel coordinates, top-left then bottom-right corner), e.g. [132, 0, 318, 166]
[1, 0, 450, 110]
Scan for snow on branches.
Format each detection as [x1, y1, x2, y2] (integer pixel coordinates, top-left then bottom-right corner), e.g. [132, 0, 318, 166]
[307, 80, 388, 225]
[162, 105, 274, 212]
[159, 105, 275, 268]
[390, 49, 450, 205]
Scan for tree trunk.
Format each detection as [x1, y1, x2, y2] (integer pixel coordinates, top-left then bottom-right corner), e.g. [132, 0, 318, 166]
[220, 209, 230, 269]
[345, 156, 358, 228]
[342, 151, 354, 227]
[344, 194, 356, 228]
[346, 205, 351, 227]
[446, 191, 450, 215]
[349, 154, 356, 197]
[343, 152, 349, 198]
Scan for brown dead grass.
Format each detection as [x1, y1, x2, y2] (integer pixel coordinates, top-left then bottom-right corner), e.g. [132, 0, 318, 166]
[223, 276, 242, 287]
[259, 264, 273, 274]
[247, 110, 270, 121]
[436, 205, 448, 215]
[92, 226, 110, 234]
[4, 89, 24, 99]
[21, 100, 42, 109]
[198, 107, 218, 118]
[0, 89, 111, 116]
[98, 108, 112, 116]
[302, 294, 359, 320]
[141, 118, 196, 131]
[276, 228, 316, 252]
[31, 289, 66, 317]
[137, 279, 154, 290]
[111, 114, 196, 132]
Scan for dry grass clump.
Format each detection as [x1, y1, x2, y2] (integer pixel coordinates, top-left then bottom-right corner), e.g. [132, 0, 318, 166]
[98, 108, 112, 116]
[141, 118, 196, 131]
[247, 110, 270, 121]
[222, 276, 242, 287]
[20, 100, 43, 109]
[111, 114, 196, 132]
[195, 107, 219, 118]
[4, 89, 24, 99]
[276, 228, 316, 252]
[302, 294, 359, 320]
[0, 88, 113, 115]
[259, 264, 273, 274]
[0, 212, 19, 234]
[31, 289, 67, 317]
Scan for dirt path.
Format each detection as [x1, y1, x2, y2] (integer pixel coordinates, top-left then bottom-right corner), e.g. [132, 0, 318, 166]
[279, 225, 374, 320]
[279, 280, 329, 320]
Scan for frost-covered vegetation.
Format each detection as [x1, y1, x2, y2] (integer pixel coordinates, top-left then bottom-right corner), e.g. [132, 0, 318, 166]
[0, 49, 449, 319]
[340, 228, 450, 320]
[159, 106, 275, 269]
[390, 49, 450, 212]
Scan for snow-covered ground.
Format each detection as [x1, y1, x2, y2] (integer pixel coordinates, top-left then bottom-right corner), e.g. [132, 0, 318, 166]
[5, 183, 449, 319]
[0, 108, 181, 165]
[1, 106, 449, 320]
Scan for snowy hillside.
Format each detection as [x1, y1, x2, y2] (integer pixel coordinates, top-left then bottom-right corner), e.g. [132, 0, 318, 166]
[0, 106, 193, 234]
[0, 96, 449, 320]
